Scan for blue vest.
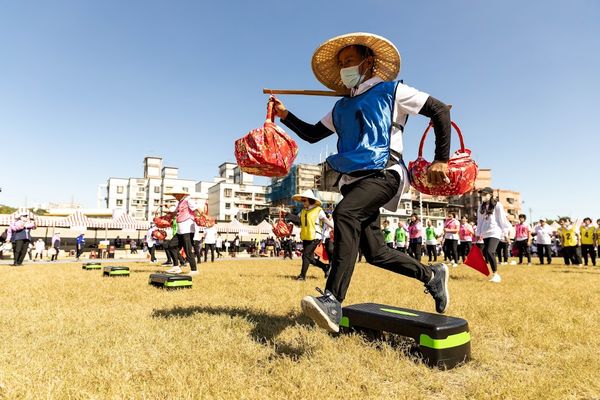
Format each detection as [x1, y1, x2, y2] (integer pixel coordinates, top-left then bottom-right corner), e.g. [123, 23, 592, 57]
[327, 81, 398, 173]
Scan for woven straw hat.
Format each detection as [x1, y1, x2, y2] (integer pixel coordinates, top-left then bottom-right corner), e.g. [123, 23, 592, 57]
[292, 189, 322, 206]
[164, 186, 190, 199]
[311, 32, 401, 92]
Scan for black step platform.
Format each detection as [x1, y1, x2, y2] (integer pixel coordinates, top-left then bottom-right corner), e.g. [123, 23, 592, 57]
[82, 261, 102, 270]
[341, 303, 470, 369]
[103, 266, 130, 277]
[148, 273, 192, 289]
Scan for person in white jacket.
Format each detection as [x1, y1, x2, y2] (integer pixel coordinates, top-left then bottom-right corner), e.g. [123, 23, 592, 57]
[475, 187, 511, 283]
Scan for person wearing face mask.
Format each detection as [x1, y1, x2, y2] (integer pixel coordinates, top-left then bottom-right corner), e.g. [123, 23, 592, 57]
[270, 32, 451, 333]
[475, 187, 511, 283]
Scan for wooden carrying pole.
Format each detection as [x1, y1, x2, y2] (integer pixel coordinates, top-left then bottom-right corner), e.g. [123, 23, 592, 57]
[263, 88, 348, 97]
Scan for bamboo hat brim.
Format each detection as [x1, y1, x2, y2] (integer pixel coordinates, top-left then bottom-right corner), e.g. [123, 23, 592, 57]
[291, 189, 322, 206]
[311, 32, 401, 92]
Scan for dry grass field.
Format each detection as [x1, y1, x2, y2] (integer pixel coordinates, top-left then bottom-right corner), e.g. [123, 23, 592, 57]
[1, 257, 599, 399]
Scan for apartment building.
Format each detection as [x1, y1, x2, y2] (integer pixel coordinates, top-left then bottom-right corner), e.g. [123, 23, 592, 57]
[202, 163, 268, 222]
[103, 157, 198, 221]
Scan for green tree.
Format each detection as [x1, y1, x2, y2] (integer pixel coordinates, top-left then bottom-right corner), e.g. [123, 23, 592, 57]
[0, 204, 17, 214]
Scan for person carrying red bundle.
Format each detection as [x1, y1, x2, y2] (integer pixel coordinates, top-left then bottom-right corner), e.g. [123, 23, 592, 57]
[270, 32, 452, 333]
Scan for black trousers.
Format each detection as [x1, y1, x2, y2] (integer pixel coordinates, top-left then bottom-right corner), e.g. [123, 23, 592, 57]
[204, 243, 216, 262]
[563, 246, 581, 266]
[76, 244, 84, 259]
[325, 171, 431, 302]
[193, 240, 203, 263]
[515, 240, 531, 264]
[51, 246, 60, 261]
[444, 239, 458, 263]
[496, 241, 509, 263]
[324, 239, 334, 262]
[148, 246, 156, 262]
[177, 233, 197, 271]
[536, 244, 552, 264]
[483, 237, 500, 273]
[408, 239, 422, 261]
[300, 239, 328, 278]
[426, 244, 437, 262]
[458, 241, 472, 263]
[581, 244, 596, 266]
[166, 237, 186, 266]
[13, 239, 29, 265]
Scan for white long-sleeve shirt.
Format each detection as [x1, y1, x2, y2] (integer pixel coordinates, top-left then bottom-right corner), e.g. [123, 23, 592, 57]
[475, 202, 512, 240]
[533, 224, 553, 245]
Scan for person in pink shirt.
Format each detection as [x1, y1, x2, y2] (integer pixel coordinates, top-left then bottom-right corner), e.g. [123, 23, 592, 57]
[443, 212, 460, 266]
[458, 216, 474, 263]
[514, 214, 532, 265]
[165, 187, 199, 275]
[408, 213, 424, 261]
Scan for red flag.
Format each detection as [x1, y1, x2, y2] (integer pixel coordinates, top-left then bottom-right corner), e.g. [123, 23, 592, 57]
[464, 245, 490, 276]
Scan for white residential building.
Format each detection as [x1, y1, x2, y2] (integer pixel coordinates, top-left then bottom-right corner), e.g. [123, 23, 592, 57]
[199, 163, 268, 222]
[103, 157, 199, 221]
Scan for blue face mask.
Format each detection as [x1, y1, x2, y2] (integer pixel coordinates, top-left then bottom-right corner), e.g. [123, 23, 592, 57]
[340, 59, 366, 89]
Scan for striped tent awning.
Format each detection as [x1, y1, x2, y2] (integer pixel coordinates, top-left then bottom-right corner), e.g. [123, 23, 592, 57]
[0, 211, 150, 230]
[61, 211, 93, 229]
[114, 213, 147, 230]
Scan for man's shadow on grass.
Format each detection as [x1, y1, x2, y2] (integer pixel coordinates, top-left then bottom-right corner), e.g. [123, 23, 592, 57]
[151, 305, 315, 360]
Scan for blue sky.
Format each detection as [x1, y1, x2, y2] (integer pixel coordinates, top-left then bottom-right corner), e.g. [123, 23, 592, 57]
[1, 0, 599, 220]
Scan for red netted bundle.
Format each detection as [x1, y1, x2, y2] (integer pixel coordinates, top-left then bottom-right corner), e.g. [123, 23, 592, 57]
[272, 211, 294, 238]
[194, 203, 216, 228]
[153, 207, 174, 229]
[408, 121, 478, 196]
[234, 98, 298, 177]
[152, 229, 167, 241]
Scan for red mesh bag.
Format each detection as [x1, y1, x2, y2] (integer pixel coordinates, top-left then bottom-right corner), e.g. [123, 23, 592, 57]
[153, 207, 174, 229]
[272, 211, 294, 238]
[408, 121, 478, 196]
[234, 98, 298, 177]
[314, 242, 329, 262]
[194, 203, 216, 228]
[151, 229, 167, 241]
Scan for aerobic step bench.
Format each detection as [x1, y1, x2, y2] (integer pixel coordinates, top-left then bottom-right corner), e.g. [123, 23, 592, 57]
[103, 266, 130, 277]
[82, 261, 102, 270]
[341, 303, 470, 369]
[148, 273, 192, 289]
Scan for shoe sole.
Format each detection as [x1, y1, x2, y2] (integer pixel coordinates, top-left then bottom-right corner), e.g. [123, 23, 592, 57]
[301, 296, 339, 333]
[439, 263, 450, 314]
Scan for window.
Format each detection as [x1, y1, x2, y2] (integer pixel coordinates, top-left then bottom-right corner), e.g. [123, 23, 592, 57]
[116, 199, 123, 206]
[225, 203, 231, 209]
[154, 199, 160, 206]
[224, 189, 232, 197]
[116, 186, 124, 194]
[154, 186, 160, 193]
[183, 187, 189, 192]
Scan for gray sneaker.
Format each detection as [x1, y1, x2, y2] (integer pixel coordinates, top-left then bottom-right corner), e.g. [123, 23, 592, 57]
[301, 287, 342, 333]
[424, 263, 449, 314]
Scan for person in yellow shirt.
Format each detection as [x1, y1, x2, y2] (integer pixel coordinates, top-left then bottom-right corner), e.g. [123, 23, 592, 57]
[580, 217, 596, 266]
[285, 189, 334, 281]
[558, 217, 581, 266]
